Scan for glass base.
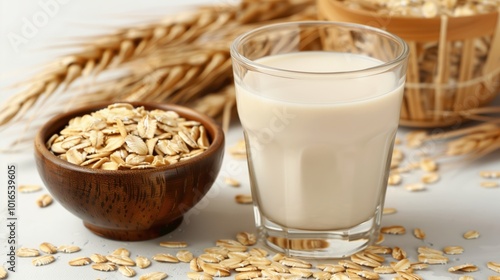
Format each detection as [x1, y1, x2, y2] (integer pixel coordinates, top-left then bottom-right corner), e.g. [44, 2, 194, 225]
[255, 208, 381, 259]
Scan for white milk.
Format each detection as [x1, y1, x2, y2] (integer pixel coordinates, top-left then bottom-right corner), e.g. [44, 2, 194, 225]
[235, 51, 404, 231]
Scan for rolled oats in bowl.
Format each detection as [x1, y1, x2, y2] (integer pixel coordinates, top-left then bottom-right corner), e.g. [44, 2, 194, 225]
[46, 103, 211, 170]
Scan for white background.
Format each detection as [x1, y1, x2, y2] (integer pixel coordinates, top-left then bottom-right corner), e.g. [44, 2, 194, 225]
[1, 1, 500, 279]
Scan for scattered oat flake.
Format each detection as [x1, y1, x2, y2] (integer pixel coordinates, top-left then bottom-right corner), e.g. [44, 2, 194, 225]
[189, 258, 202, 272]
[229, 140, 246, 159]
[392, 258, 411, 272]
[199, 253, 226, 263]
[136, 256, 152, 269]
[90, 253, 107, 263]
[57, 245, 80, 253]
[376, 233, 385, 244]
[480, 171, 500, 178]
[418, 246, 443, 255]
[397, 271, 423, 280]
[205, 247, 230, 256]
[392, 148, 404, 161]
[32, 255, 56, 266]
[153, 253, 179, 263]
[480, 181, 499, 188]
[448, 263, 478, 272]
[405, 183, 426, 192]
[224, 177, 241, 187]
[236, 232, 257, 246]
[391, 159, 401, 169]
[357, 270, 380, 279]
[106, 254, 135, 266]
[420, 158, 438, 172]
[487, 261, 500, 273]
[201, 262, 231, 277]
[39, 242, 57, 254]
[418, 253, 449, 264]
[16, 247, 40, 257]
[112, 247, 131, 257]
[313, 271, 332, 279]
[187, 272, 213, 280]
[388, 174, 402, 186]
[176, 250, 194, 263]
[381, 225, 406, 235]
[374, 265, 395, 274]
[249, 247, 268, 257]
[411, 263, 429, 270]
[118, 266, 137, 277]
[68, 257, 92, 266]
[365, 245, 392, 255]
[280, 257, 312, 269]
[383, 207, 397, 215]
[406, 130, 427, 148]
[413, 228, 426, 240]
[421, 172, 440, 184]
[317, 263, 344, 273]
[443, 246, 464, 255]
[159, 241, 188, 248]
[463, 230, 480, 239]
[459, 276, 475, 280]
[235, 194, 252, 204]
[36, 194, 53, 207]
[92, 263, 117, 272]
[289, 267, 313, 277]
[330, 272, 352, 280]
[358, 255, 383, 268]
[19, 184, 42, 193]
[0, 266, 7, 279]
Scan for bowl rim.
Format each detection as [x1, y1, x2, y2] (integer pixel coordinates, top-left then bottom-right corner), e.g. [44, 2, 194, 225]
[34, 101, 225, 175]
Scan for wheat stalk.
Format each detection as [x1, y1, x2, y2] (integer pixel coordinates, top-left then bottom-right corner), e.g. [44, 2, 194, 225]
[444, 127, 500, 158]
[72, 46, 231, 104]
[67, 6, 316, 112]
[421, 122, 500, 158]
[52, 4, 315, 134]
[0, 0, 315, 130]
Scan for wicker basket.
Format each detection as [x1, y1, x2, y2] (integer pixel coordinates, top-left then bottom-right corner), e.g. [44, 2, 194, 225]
[318, 0, 500, 127]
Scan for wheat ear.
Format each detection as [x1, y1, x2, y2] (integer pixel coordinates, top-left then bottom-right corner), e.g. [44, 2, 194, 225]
[0, 0, 315, 128]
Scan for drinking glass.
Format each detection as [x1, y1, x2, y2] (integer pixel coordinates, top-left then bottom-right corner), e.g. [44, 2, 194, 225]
[230, 21, 409, 258]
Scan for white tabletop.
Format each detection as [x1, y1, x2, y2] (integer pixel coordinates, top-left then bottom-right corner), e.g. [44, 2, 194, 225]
[1, 1, 500, 279]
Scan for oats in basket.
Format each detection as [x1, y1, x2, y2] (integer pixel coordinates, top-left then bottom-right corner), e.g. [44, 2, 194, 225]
[337, 0, 500, 17]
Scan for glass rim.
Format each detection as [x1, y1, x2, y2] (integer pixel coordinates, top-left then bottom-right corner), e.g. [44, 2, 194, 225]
[230, 21, 410, 78]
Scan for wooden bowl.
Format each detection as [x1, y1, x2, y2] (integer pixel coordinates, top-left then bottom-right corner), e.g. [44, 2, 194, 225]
[34, 102, 225, 241]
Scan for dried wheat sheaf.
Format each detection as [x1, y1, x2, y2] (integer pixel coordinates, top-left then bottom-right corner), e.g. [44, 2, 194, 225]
[0, 0, 316, 151]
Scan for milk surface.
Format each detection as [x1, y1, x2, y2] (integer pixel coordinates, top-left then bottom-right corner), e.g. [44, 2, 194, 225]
[235, 51, 404, 231]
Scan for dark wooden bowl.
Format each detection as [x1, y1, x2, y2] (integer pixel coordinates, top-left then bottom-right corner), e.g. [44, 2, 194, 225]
[34, 102, 225, 241]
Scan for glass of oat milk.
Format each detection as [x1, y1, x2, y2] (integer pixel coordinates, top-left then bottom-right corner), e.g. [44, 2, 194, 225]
[230, 22, 409, 258]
